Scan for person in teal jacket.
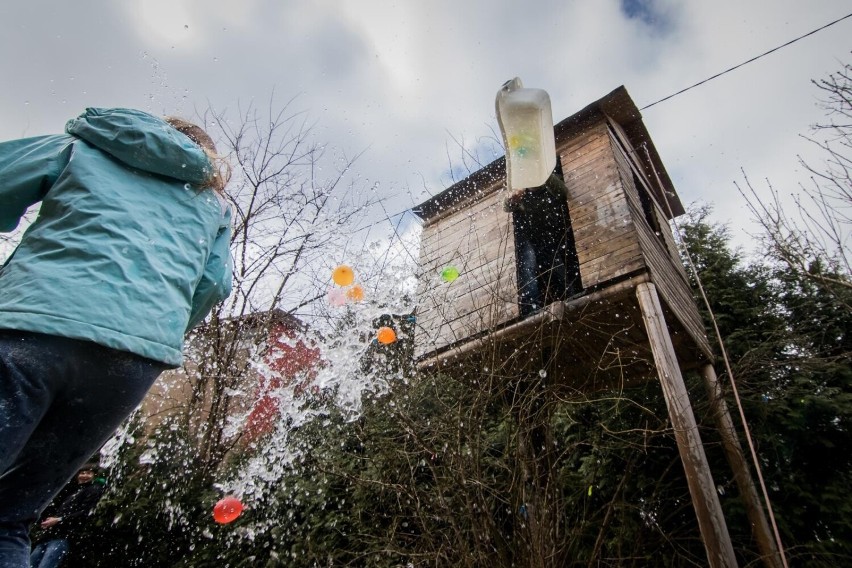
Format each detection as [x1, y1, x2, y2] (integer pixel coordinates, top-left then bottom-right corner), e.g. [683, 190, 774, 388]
[0, 108, 233, 566]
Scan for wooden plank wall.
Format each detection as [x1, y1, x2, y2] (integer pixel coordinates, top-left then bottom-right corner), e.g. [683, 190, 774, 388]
[414, 187, 519, 358]
[414, 113, 712, 362]
[607, 119, 713, 360]
[559, 120, 646, 287]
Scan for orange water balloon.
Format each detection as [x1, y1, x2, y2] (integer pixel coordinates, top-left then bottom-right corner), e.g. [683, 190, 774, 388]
[377, 326, 397, 345]
[213, 496, 243, 524]
[332, 265, 355, 286]
[346, 284, 365, 302]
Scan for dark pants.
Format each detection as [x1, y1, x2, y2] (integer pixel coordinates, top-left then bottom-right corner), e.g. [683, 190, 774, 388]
[29, 539, 68, 568]
[515, 236, 569, 315]
[512, 185, 580, 317]
[0, 331, 166, 568]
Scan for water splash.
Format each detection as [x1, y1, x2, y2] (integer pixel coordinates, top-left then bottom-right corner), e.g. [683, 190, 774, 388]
[99, 222, 420, 545]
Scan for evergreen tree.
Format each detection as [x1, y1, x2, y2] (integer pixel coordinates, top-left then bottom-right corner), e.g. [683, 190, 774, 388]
[679, 207, 852, 565]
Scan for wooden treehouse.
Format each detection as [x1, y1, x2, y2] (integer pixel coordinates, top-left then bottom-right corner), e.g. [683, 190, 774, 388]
[412, 86, 782, 568]
[414, 85, 711, 385]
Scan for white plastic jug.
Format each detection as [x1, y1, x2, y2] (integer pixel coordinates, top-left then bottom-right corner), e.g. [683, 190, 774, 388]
[495, 78, 556, 191]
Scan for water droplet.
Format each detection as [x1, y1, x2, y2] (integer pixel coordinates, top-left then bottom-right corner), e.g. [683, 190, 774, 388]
[538, 369, 547, 378]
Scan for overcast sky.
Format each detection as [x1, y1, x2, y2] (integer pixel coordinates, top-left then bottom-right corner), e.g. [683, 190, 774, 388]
[1, 0, 850, 254]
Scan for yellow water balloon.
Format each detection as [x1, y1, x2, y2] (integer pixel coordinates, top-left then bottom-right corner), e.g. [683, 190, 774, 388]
[332, 265, 355, 286]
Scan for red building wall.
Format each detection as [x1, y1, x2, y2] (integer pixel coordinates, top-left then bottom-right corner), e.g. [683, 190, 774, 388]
[242, 322, 320, 444]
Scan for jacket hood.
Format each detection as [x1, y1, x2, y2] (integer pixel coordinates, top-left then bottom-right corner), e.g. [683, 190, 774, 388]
[65, 107, 211, 185]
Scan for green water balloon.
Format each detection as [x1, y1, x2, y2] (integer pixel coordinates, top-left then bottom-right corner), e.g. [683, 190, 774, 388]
[441, 266, 460, 283]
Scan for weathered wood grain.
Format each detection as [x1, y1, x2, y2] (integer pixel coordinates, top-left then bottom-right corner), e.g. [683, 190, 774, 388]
[608, 128, 713, 360]
[415, 186, 518, 357]
[637, 282, 738, 568]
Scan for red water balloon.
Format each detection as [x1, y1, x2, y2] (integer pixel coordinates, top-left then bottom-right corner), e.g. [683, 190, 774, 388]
[213, 496, 243, 524]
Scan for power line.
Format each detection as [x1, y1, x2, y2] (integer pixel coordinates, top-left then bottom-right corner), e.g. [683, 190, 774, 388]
[640, 11, 852, 110]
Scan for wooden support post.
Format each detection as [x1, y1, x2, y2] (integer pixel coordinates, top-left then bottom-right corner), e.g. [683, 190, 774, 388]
[636, 283, 738, 568]
[701, 364, 783, 568]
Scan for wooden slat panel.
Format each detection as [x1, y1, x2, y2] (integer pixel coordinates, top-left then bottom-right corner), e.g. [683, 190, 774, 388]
[417, 224, 508, 284]
[608, 128, 713, 359]
[418, 193, 504, 265]
[419, 178, 505, 230]
[562, 147, 618, 191]
[417, 254, 517, 322]
[629, 205, 709, 355]
[609, 127, 688, 284]
[417, 250, 517, 324]
[416, 276, 518, 357]
[558, 126, 611, 161]
[563, 175, 623, 221]
[570, 185, 632, 236]
[415, 188, 518, 358]
[417, 216, 514, 299]
[576, 239, 641, 286]
[419, 213, 511, 270]
[417, 277, 518, 349]
[419, 194, 505, 249]
[560, 124, 645, 288]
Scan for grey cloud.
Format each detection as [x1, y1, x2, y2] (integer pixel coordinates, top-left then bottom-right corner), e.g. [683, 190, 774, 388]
[0, 0, 850, 255]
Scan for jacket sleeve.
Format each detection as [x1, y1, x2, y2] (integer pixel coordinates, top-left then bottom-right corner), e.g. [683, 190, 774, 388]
[59, 484, 104, 521]
[0, 135, 72, 232]
[186, 209, 233, 332]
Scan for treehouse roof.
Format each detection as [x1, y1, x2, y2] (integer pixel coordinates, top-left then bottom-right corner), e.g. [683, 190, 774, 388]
[414, 85, 685, 222]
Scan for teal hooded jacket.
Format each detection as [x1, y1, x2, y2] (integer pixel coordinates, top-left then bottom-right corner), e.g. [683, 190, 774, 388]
[0, 108, 232, 366]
